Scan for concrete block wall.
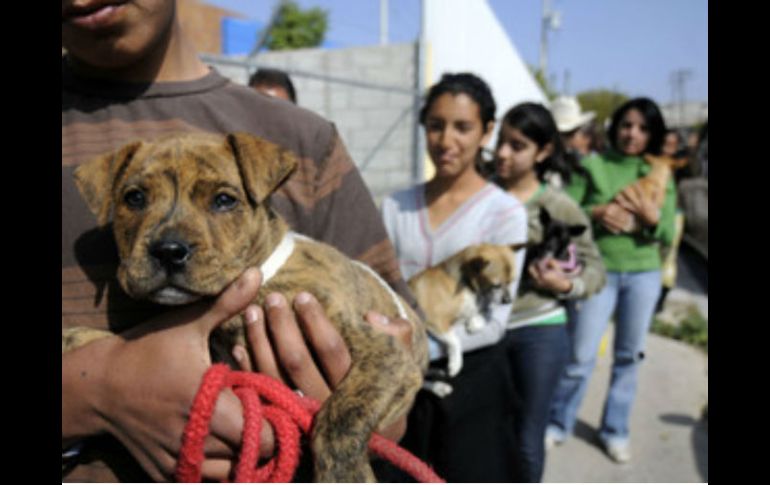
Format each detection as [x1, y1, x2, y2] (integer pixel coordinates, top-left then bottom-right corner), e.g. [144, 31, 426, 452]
[206, 43, 421, 203]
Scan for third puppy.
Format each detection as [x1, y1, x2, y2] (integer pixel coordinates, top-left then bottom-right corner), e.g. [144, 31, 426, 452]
[407, 243, 524, 380]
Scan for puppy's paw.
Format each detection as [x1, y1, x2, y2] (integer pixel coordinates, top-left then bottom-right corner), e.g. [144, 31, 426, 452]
[422, 380, 454, 398]
[443, 331, 464, 377]
[62, 327, 114, 353]
[447, 354, 463, 377]
[467, 314, 486, 333]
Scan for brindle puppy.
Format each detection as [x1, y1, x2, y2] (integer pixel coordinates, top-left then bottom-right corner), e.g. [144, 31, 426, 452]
[64, 132, 428, 483]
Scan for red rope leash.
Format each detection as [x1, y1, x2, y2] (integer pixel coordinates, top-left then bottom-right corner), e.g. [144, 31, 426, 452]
[176, 364, 444, 483]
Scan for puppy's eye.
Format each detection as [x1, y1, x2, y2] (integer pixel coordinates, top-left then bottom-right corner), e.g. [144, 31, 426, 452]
[212, 193, 239, 212]
[123, 189, 146, 210]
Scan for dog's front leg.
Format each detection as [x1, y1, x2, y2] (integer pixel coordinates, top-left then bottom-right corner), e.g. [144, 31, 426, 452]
[438, 329, 464, 377]
[311, 324, 423, 483]
[62, 327, 115, 353]
[466, 314, 486, 333]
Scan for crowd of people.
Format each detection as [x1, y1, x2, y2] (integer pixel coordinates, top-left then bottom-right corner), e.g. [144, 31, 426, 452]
[61, 1, 707, 482]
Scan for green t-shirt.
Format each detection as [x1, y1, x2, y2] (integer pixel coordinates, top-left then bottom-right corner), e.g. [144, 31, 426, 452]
[565, 150, 676, 272]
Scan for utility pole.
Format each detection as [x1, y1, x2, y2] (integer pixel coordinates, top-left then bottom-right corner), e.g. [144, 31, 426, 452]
[670, 69, 693, 127]
[248, 0, 288, 58]
[380, 0, 389, 45]
[539, 0, 561, 79]
[563, 69, 571, 96]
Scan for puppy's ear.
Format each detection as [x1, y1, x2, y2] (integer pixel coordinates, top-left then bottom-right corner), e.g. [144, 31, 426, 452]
[227, 132, 298, 205]
[464, 256, 489, 275]
[73, 141, 143, 226]
[569, 224, 587, 237]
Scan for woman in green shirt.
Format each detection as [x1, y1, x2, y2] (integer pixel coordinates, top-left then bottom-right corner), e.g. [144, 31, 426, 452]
[546, 98, 676, 463]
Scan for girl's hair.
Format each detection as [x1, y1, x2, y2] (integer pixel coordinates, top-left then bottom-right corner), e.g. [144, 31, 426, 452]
[499, 102, 579, 184]
[607, 97, 667, 155]
[419, 72, 496, 128]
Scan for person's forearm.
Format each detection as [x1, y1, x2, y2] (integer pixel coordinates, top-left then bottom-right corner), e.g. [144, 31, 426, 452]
[453, 319, 506, 353]
[62, 341, 108, 446]
[590, 204, 607, 221]
[458, 301, 510, 351]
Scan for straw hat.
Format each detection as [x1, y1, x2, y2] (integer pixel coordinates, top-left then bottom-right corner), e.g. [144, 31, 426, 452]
[550, 96, 596, 133]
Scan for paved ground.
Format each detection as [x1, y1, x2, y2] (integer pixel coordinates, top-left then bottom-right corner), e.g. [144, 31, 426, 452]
[542, 320, 709, 483]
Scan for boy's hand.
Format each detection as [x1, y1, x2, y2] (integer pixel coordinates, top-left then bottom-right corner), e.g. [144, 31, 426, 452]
[233, 292, 414, 442]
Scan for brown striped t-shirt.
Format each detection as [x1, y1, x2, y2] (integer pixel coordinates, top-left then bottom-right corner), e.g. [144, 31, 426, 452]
[62, 61, 414, 482]
[62, 61, 415, 334]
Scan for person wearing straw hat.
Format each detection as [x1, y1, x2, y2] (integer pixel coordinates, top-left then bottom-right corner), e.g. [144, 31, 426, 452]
[551, 96, 598, 159]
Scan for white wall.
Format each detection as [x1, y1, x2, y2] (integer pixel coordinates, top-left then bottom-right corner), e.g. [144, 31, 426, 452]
[204, 44, 420, 202]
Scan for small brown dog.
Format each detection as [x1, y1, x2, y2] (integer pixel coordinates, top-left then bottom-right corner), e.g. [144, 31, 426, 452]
[407, 243, 524, 381]
[64, 132, 428, 483]
[612, 154, 686, 232]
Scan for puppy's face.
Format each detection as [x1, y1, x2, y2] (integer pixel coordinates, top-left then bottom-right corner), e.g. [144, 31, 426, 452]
[460, 244, 521, 305]
[532, 207, 586, 263]
[540, 222, 582, 261]
[74, 133, 297, 304]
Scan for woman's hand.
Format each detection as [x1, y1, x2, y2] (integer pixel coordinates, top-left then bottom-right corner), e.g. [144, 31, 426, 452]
[62, 268, 267, 482]
[614, 184, 660, 227]
[591, 203, 635, 234]
[528, 258, 573, 294]
[232, 292, 415, 443]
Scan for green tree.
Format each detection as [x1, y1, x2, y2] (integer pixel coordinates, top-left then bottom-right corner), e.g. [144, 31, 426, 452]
[576, 89, 629, 131]
[529, 66, 558, 101]
[267, 1, 328, 51]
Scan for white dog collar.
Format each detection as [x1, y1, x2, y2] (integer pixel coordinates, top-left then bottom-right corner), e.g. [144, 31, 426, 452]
[260, 231, 296, 284]
[259, 231, 407, 320]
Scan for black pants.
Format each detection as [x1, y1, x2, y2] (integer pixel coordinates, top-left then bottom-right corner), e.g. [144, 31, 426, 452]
[390, 341, 518, 483]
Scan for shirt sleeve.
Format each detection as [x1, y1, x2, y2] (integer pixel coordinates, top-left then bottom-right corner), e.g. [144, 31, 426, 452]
[557, 197, 607, 300]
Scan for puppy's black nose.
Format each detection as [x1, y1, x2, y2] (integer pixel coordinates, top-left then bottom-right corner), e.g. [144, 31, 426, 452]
[150, 240, 192, 269]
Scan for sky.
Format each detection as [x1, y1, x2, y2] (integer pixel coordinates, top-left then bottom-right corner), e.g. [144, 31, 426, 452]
[204, 0, 708, 104]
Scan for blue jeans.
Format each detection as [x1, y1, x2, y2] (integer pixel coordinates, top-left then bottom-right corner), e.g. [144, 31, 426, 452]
[548, 270, 661, 447]
[505, 324, 568, 482]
